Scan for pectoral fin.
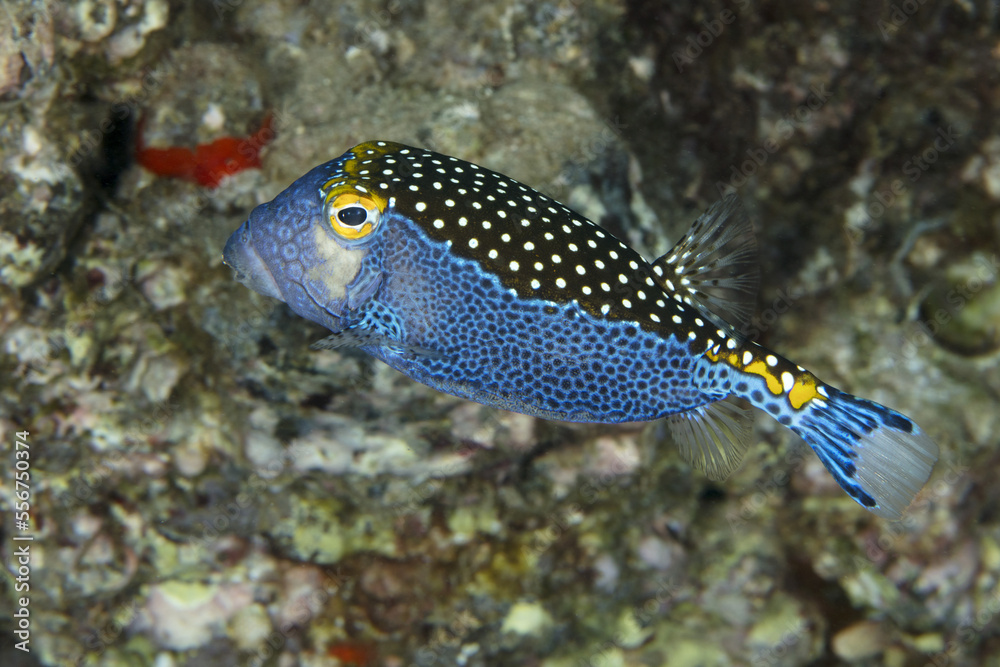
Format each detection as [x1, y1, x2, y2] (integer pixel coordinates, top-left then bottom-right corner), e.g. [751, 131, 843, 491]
[311, 299, 446, 360]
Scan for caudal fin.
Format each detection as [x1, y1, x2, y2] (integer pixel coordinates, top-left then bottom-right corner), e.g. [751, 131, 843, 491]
[793, 386, 938, 519]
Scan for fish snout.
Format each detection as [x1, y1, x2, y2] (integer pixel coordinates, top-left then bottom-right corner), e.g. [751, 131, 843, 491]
[223, 220, 283, 300]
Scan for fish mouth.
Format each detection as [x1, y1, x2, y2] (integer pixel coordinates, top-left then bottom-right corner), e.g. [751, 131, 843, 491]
[222, 220, 283, 300]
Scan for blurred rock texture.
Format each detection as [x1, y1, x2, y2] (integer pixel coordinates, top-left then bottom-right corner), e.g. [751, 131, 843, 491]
[1, 0, 998, 665]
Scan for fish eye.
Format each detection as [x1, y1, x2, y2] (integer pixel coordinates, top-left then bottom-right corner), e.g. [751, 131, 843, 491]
[325, 193, 381, 240]
[338, 206, 369, 226]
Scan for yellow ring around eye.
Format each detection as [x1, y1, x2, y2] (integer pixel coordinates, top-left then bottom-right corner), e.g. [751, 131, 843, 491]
[327, 193, 381, 240]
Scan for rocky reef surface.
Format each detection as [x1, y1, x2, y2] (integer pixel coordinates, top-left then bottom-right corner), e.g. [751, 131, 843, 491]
[1, 1, 998, 666]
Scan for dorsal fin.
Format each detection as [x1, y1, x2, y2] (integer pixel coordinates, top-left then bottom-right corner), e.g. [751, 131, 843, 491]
[651, 194, 759, 336]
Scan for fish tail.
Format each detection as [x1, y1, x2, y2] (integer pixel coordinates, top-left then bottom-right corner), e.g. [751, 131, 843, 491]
[703, 343, 938, 518]
[788, 384, 938, 518]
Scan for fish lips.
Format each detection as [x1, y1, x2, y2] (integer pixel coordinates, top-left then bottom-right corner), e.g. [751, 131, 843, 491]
[223, 219, 283, 301]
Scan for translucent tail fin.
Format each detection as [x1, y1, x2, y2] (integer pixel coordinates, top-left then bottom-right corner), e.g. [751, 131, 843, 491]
[792, 386, 938, 519]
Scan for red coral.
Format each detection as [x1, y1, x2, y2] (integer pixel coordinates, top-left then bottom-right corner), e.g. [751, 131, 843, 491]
[135, 113, 275, 188]
[327, 640, 378, 666]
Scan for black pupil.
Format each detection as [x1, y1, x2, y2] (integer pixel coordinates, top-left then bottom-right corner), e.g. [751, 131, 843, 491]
[337, 206, 368, 226]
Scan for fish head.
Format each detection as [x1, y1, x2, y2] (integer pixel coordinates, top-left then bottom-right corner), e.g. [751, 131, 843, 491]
[223, 157, 387, 331]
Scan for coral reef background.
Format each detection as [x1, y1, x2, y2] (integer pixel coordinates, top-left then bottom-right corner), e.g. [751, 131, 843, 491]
[1, 1, 998, 665]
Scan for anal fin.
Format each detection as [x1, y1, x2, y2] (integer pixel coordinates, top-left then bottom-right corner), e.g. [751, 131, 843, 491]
[652, 194, 759, 339]
[665, 397, 755, 481]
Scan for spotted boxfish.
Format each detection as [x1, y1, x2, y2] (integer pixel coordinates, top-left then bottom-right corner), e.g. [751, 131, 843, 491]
[223, 140, 939, 519]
